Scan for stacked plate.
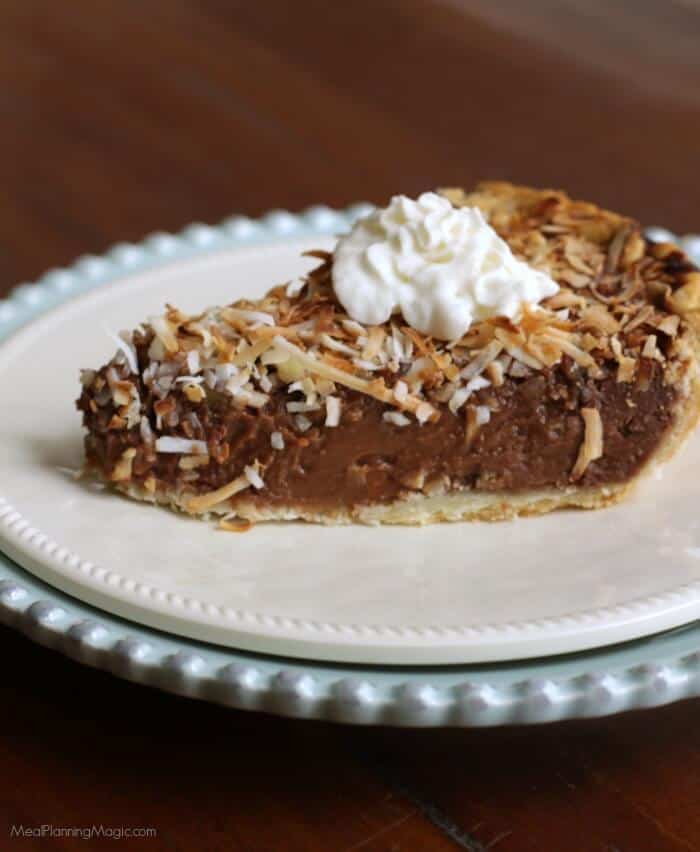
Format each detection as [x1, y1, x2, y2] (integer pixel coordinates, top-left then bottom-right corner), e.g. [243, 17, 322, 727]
[1, 210, 699, 726]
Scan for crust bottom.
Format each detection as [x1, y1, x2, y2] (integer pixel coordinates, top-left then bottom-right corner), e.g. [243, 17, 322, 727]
[111, 478, 636, 526]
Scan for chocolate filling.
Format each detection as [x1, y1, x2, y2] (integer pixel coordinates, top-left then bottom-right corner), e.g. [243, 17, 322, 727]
[78, 354, 678, 511]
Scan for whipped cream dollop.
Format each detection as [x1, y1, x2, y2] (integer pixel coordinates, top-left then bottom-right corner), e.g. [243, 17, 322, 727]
[332, 192, 559, 340]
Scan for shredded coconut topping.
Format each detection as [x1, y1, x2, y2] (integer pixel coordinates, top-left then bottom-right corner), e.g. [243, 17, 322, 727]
[571, 408, 604, 480]
[325, 395, 341, 427]
[155, 437, 208, 455]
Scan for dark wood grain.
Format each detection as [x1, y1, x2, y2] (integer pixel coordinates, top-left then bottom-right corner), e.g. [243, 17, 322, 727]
[3, 1, 700, 849]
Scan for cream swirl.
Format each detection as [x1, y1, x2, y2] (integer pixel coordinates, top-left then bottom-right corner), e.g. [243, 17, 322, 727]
[332, 192, 559, 340]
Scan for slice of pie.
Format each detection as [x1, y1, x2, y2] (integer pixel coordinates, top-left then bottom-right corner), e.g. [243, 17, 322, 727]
[77, 182, 700, 525]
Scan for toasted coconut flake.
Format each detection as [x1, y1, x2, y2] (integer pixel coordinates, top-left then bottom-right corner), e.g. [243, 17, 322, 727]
[448, 386, 471, 414]
[475, 405, 491, 425]
[186, 473, 252, 513]
[250, 324, 300, 341]
[444, 363, 460, 382]
[460, 323, 497, 351]
[270, 431, 285, 450]
[571, 408, 603, 481]
[508, 360, 531, 378]
[448, 375, 490, 414]
[295, 414, 312, 432]
[564, 241, 594, 275]
[105, 329, 139, 374]
[178, 455, 210, 470]
[609, 335, 637, 381]
[580, 333, 601, 352]
[272, 336, 437, 421]
[276, 356, 306, 384]
[558, 270, 591, 289]
[541, 224, 570, 235]
[285, 279, 306, 298]
[155, 436, 208, 454]
[524, 336, 562, 367]
[235, 388, 269, 408]
[623, 304, 655, 333]
[286, 400, 319, 413]
[460, 340, 504, 381]
[362, 326, 386, 360]
[494, 329, 544, 370]
[393, 380, 408, 402]
[617, 358, 637, 382]
[221, 307, 275, 328]
[415, 402, 434, 424]
[148, 336, 166, 362]
[325, 395, 341, 427]
[485, 359, 505, 386]
[107, 414, 127, 430]
[230, 338, 273, 368]
[183, 320, 213, 349]
[539, 333, 597, 369]
[432, 381, 456, 404]
[80, 368, 97, 387]
[383, 411, 411, 427]
[605, 225, 633, 273]
[322, 353, 356, 373]
[261, 346, 291, 366]
[353, 358, 380, 372]
[244, 463, 265, 490]
[112, 381, 133, 407]
[320, 333, 357, 356]
[219, 517, 254, 533]
[111, 448, 136, 482]
[464, 406, 480, 447]
[545, 291, 586, 310]
[580, 304, 620, 334]
[143, 475, 156, 494]
[139, 417, 154, 445]
[591, 268, 640, 305]
[342, 319, 366, 337]
[225, 370, 250, 393]
[175, 375, 205, 385]
[642, 334, 659, 359]
[186, 350, 201, 374]
[150, 315, 180, 354]
[656, 314, 681, 336]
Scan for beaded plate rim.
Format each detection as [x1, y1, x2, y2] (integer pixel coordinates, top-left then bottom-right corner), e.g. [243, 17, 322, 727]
[0, 210, 699, 719]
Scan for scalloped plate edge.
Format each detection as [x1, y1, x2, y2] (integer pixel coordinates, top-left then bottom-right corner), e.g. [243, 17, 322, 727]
[0, 209, 699, 724]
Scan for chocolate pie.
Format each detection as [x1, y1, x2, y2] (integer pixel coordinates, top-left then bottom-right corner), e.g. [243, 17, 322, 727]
[77, 183, 700, 524]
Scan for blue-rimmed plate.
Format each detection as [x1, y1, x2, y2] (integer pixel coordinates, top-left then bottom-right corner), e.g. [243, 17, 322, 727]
[0, 210, 699, 724]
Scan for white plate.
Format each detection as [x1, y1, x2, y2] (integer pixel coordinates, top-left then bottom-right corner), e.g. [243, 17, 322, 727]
[1, 228, 700, 665]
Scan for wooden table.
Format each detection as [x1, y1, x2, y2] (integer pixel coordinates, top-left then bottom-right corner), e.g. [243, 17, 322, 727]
[2, 2, 700, 849]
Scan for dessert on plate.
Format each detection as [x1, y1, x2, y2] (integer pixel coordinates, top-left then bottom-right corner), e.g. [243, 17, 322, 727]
[77, 183, 700, 524]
